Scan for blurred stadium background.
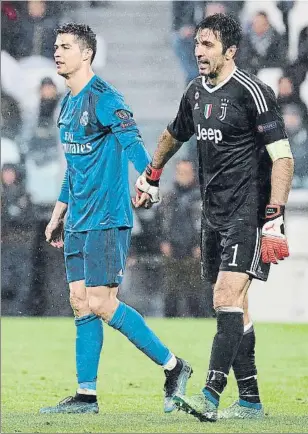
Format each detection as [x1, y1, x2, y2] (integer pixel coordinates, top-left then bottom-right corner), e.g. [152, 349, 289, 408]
[2, 0, 308, 321]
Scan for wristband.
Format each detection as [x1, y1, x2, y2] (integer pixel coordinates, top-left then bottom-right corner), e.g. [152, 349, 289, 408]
[265, 205, 285, 219]
[145, 164, 163, 181]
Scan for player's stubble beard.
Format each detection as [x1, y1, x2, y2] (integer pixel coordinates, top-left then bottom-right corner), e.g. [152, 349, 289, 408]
[56, 65, 75, 79]
[57, 68, 70, 79]
[204, 56, 226, 83]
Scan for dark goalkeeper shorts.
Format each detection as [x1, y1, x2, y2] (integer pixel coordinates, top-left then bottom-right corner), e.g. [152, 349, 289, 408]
[201, 220, 270, 284]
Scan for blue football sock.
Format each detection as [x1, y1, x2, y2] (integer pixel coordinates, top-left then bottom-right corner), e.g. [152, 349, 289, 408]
[109, 302, 172, 365]
[75, 313, 103, 390]
[202, 388, 219, 407]
[239, 399, 262, 410]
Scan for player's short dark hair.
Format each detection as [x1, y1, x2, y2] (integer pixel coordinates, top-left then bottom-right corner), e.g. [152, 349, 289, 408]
[255, 11, 268, 19]
[176, 159, 194, 167]
[196, 13, 242, 54]
[55, 23, 97, 63]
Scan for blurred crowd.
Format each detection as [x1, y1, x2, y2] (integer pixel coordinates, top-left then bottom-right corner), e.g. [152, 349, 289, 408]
[1, 1, 308, 317]
[172, 0, 308, 187]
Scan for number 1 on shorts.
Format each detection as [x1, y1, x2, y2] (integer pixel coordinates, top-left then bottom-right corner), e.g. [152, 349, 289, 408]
[228, 243, 238, 267]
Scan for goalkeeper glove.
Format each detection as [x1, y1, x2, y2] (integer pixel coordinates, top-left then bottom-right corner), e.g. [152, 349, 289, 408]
[261, 205, 289, 264]
[135, 164, 162, 206]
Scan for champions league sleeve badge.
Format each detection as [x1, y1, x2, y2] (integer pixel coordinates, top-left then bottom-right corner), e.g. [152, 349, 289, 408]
[115, 109, 131, 120]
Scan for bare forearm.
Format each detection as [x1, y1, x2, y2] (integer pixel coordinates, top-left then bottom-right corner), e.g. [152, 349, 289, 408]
[50, 201, 68, 222]
[151, 129, 183, 169]
[270, 157, 294, 205]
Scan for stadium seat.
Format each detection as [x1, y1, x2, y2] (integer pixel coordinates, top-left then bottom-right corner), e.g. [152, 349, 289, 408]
[1, 51, 25, 104]
[288, 3, 308, 62]
[1, 137, 20, 166]
[2, 52, 67, 125]
[92, 34, 107, 71]
[19, 56, 66, 110]
[300, 74, 308, 108]
[257, 68, 283, 95]
[240, 1, 285, 34]
[25, 156, 62, 205]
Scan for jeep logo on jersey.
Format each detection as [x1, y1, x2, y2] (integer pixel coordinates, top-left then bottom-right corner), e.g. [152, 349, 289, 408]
[80, 111, 89, 126]
[204, 104, 212, 119]
[196, 125, 222, 143]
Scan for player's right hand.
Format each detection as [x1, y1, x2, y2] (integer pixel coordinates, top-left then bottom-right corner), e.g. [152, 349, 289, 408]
[45, 219, 64, 248]
[261, 205, 289, 264]
[133, 164, 162, 209]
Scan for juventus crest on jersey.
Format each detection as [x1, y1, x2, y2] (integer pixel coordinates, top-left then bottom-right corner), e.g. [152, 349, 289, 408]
[167, 67, 287, 229]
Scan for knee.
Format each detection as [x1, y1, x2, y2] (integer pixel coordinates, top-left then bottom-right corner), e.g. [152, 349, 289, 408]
[213, 291, 227, 310]
[88, 291, 118, 322]
[213, 292, 242, 311]
[213, 288, 245, 311]
[70, 292, 89, 318]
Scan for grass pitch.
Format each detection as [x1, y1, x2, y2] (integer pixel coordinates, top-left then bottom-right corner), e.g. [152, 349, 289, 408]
[2, 317, 308, 433]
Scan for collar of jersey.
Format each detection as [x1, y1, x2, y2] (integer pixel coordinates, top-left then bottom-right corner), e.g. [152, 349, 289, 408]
[201, 67, 237, 93]
[69, 75, 97, 100]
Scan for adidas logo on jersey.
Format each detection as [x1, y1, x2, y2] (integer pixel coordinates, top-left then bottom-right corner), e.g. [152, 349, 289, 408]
[196, 125, 223, 144]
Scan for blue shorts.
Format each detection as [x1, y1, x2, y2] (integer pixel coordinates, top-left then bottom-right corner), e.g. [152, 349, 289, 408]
[64, 228, 131, 287]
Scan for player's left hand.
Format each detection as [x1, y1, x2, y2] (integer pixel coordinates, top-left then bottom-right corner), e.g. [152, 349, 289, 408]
[261, 205, 289, 264]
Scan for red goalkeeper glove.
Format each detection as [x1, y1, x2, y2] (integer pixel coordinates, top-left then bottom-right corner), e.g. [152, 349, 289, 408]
[134, 164, 163, 208]
[261, 205, 289, 264]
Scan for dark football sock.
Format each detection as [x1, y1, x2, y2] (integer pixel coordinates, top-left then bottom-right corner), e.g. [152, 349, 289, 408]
[203, 310, 244, 404]
[232, 323, 261, 404]
[75, 393, 97, 403]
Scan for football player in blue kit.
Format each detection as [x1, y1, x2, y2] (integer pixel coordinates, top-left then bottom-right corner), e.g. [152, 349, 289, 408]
[40, 23, 192, 414]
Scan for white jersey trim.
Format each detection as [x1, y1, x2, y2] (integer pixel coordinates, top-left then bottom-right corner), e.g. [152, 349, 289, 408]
[247, 228, 261, 274]
[234, 70, 269, 115]
[236, 69, 268, 111]
[201, 67, 237, 93]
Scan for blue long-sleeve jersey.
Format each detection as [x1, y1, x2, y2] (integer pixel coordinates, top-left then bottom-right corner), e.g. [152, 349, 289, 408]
[57, 75, 151, 232]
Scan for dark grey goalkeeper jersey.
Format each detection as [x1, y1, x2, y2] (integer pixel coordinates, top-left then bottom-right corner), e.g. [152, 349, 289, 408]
[167, 67, 288, 230]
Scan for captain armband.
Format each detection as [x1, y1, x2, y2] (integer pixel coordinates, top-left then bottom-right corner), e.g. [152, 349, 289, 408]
[265, 139, 293, 162]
